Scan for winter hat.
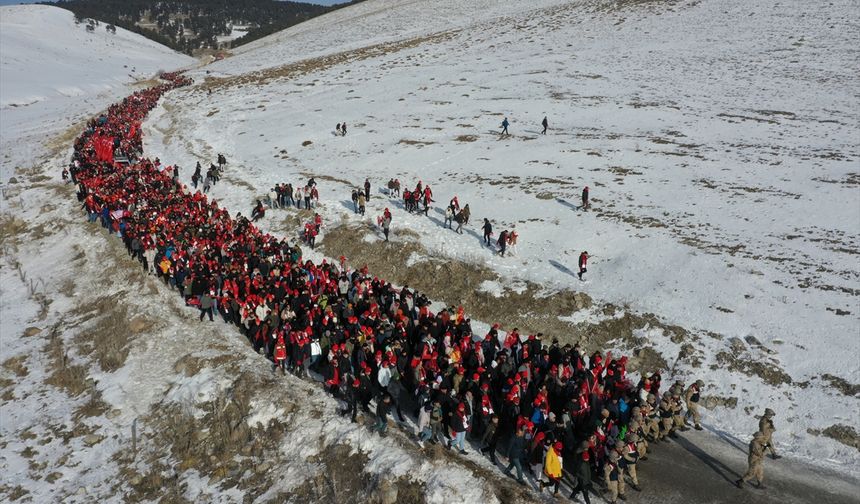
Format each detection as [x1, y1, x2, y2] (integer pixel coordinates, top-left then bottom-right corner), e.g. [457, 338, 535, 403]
[553, 442, 562, 452]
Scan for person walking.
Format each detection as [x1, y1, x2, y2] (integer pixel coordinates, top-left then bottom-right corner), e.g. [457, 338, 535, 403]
[539, 441, 563, 495]
[736, 431, 768, 489]
[479, 415, 500, 464]
[758, 408, 781, 459]
[578, 251, 589, 280]
[501, 117, 510, 136]
[374, 393, 392, 436]
[358, 192, 366, 216]
[684, 380, 705, 430]
[364, 178, 371, 201]
[450, 402, 470, 454]
[503, 426, 528, 485]
[604, 450, 626, 504]
[581, 185, 589, 210]
[541, 116, 548, 135]
[497, 229, 508, 257]
[445, 205, 455, 229]
[482, 218, 493, 247]
[569, 444, 594, 504]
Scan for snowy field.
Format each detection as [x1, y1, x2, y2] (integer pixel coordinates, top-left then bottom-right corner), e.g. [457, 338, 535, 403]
[1, 0, 858, 502]
[0, 5, 194, 180]
[144, 0, 860, 475]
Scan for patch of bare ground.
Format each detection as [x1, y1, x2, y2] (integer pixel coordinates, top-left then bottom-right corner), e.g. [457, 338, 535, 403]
[120, 370, 291, 503]
[320, 224, 697, 371]
[821, 374, 860, 397]
[398, 139, 436, 147]
[300, 171, 354, 187]
[73, 304, 138, 373]
[808, 425, 860, 452]
[455, 134, 478, 142]
[204, 30, 459, 91]
[44, 330, 89, 398]
[712, 351, 792, 387]
[2, 355, 29, 377]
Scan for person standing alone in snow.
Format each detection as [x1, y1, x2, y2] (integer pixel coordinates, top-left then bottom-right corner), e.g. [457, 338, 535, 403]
[501, 117, 510, 136]
[582, 185, 590, 210]
[541, 116, 548, 135]
[578, 251, 589, 280]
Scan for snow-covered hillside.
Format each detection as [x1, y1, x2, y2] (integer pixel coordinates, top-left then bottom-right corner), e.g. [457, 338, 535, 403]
[0, 5, 194, 179]
[145, 0, 860, 476]
[1, 0, 858, 502]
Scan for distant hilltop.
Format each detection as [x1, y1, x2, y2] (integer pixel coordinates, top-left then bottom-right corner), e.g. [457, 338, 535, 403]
[40, 0, 364, 56]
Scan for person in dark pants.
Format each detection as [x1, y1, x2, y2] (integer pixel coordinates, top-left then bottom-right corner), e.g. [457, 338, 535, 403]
[199, 291, 214, 321]
[501, 117, 510, 135]
[497, 230, 508, 257]
[578, 251, 589, 280]
[482, 218, 493, 247]
[503, 426, 527, 485]
[581, 185, 589, 210]
[541, 116, 548, 134]
[339, 378, 360, 423]
[364, 178, 371, 201]
[480, 415, 501, 464]
[569, 445, 594, 504]
[374, 393, 392, 436]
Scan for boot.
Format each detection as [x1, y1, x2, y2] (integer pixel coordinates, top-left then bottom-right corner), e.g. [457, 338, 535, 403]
[735, 479, 744, 489]
[631, 484, 641, 492]
[695, 424, 703, 431]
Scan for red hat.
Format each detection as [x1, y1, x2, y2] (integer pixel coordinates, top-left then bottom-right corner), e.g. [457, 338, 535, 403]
[352, 379, 360, 387]
[554, 442, 563, 452]
[457, 402, 465, 411]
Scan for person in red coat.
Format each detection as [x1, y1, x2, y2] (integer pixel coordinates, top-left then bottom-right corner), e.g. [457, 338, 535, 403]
[578, 251, 589, 280]
[274, 335, 287, 375]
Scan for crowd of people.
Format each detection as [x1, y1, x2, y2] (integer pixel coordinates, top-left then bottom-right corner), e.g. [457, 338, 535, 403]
[65, 74, 778, 503]
[268, 180, 319, 210]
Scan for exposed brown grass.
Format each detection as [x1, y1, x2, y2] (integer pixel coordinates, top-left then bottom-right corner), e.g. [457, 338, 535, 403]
[204, 30, 460, 91]
[2, 356, 29, 377]
[45, 338, 89, 397]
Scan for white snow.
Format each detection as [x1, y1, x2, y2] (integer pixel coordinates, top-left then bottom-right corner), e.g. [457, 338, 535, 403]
[0, 0, 858, 502]
[0, 5, 194, 180]
[145, 0, 860, 476]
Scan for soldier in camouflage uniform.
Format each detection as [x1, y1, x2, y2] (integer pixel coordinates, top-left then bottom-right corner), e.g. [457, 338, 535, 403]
[758, 408, 781, 459]
[671, 385, 688, 431]
[643, 394, 661, 441]
[684, 379, 705, 430]
[736, 431, 768, 489]
[658, 391, 676, 440]
[604, 450, 626, 504]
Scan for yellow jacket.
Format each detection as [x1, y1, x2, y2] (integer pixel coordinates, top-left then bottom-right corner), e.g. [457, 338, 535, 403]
[544, 447, 562, 479]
